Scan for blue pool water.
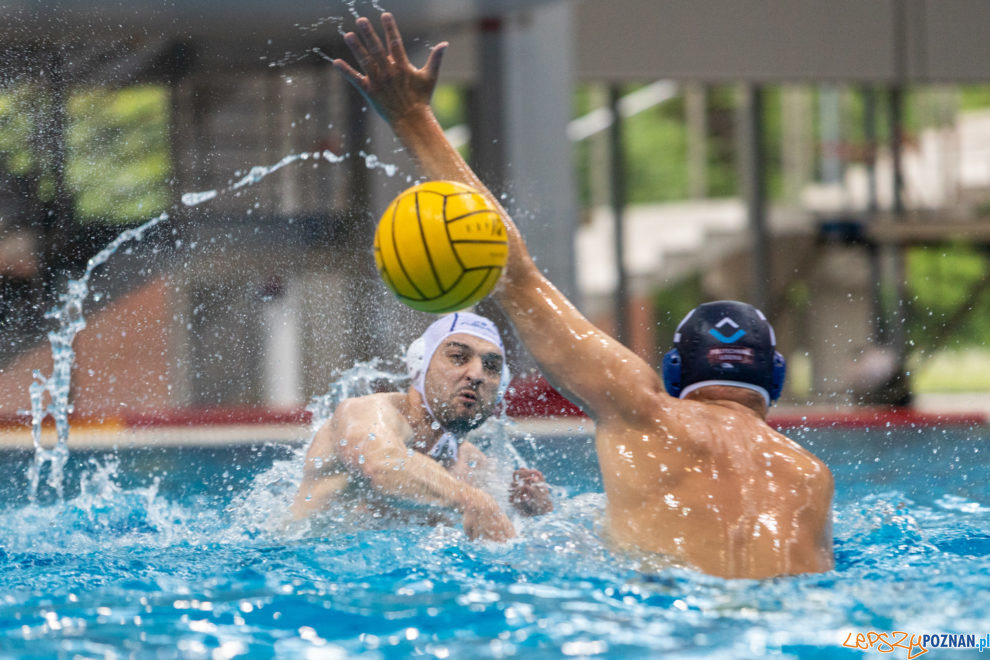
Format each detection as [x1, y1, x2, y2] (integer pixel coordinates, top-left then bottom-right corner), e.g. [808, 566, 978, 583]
[0, 424, 988, 658]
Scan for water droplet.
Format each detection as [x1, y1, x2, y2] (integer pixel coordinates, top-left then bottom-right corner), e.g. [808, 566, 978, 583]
[181, 190, 218, 206]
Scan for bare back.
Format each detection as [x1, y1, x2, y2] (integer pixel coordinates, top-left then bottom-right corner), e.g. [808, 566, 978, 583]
[595, 395, 833, 579]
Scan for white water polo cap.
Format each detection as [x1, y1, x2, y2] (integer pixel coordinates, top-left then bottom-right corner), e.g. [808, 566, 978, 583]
[406, 312, 512, 402]
[405, 313, 511, 464]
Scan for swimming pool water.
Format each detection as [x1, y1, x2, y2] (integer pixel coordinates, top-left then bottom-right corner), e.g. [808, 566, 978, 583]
[0, 424, 987, 658]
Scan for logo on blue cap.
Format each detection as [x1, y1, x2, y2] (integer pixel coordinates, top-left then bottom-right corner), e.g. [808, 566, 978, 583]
[708, 317, 746, 343]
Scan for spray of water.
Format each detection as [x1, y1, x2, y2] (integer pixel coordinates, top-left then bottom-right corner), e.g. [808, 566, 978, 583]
[305, 359, 407, 429]
[28, 212, 170, 501]
[28, 146, 405, 502]
[269, 2, 428, 73]
[229, 358, 539, 539]
[22, 0, 472, 508]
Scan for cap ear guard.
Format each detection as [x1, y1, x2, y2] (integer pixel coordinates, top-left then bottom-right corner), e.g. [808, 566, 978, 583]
[769, 351, 786, 403]
[496, 361, 512, 403]
[662, 349, 683, 398]
[663, 348, 787, 404]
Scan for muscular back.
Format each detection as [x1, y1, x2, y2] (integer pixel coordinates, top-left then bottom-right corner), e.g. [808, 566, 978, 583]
[596, 395, 834, 579]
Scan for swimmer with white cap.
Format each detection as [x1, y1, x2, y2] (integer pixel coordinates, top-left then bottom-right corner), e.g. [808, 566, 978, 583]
[291, 312, 552, 541]
[332, 13, 834, 578]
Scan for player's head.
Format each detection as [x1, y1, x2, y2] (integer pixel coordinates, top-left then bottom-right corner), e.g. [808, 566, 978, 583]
[662, 301, 786, 407]
[406, 312, 511, 433]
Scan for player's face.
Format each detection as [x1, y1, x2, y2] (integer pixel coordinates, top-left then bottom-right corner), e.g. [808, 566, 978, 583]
[423, 333, 503, 433]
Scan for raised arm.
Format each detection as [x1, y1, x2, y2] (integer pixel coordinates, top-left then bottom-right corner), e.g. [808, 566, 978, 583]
[334, 14, 669, 420]
[293, 396, 515, 541]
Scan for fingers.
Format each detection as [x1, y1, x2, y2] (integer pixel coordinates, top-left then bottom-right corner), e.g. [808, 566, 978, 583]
[381, 13, 410, 66]
[467, 516, 515, 542]
[332, 59, 365, 90]
[340, 14, 445, 88]
[356, 16, 388, 65]
[513, 468, 545, 482]
[342, 31, 376, 76]
[423, 42, 448, 82]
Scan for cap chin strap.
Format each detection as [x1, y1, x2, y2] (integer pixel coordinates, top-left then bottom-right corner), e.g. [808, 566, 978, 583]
[418, 394, 464, 464]
[427, 429, 462, 464]
[679, 380, 771, 408]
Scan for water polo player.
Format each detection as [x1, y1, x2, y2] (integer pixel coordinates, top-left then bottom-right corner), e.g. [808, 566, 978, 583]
[332, 13, 833, 578]
[291, 312, 553, 540]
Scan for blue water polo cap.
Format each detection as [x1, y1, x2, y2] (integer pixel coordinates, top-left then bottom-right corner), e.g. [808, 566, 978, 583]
[662, 300, 786, 406]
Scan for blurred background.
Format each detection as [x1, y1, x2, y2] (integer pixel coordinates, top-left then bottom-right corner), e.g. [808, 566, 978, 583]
[2, 0, 990, 437]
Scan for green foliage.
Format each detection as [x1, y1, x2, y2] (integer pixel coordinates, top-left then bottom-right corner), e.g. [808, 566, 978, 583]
[0, 83, 171, 225]
[907, 244, 990, 349]
[572, 83, 741, 208]
[432, 84, 465, 129]
[704, 86, 741, 198]
[431, 84, 469, 162]
[0, 85, 43, 177]
[67, 85, 171, 224]
[622, 99, 690, 203]
[652, 274, 703, 350]
[913, 348, 990, 392]
[958, 85, 990, 111]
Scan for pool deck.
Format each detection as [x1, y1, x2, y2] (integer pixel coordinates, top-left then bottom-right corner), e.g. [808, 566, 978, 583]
[0, 392, 985, 449]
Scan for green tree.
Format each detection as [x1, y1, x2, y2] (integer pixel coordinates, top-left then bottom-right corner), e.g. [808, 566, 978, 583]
[0, 82, 171, 225]
[67, 85, 171, 223]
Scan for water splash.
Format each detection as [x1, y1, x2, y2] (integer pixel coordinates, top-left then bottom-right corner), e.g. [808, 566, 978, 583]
[305, 359, 407, 429]
[182, 150, 349, 208]
[179, 190, 217, 206]
[266, 2, 392, 71]
[28, 146, 405, 501]
[359, 150, 398, 177]
[28, 211, 170, 501]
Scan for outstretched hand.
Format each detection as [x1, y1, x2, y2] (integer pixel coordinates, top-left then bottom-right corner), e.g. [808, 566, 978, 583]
[334, 12, 448, 124]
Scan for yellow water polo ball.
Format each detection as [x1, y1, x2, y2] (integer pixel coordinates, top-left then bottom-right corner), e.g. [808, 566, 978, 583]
[373, 180, 508, 313]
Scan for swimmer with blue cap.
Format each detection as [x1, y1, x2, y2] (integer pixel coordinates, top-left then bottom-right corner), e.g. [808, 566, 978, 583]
[332, 13, 834, 578]
[291, 312, 552, 541]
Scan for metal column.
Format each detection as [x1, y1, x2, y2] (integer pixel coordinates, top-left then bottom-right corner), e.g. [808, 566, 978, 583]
[739, 84, 770, 313]
[608, 84, 629, 345]
[469, 3, 578, 302]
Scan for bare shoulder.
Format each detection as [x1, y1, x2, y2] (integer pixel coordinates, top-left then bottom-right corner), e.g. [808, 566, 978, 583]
[769, 426, 834, 492]
[661, 398, 832, 485]
[311, 393, 408, 450]
[328, 392, 405, 425]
